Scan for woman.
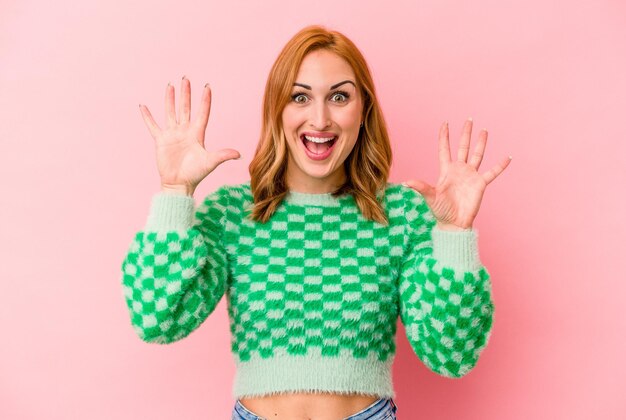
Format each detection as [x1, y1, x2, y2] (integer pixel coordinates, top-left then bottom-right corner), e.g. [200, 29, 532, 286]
[123, 25, 511, 419]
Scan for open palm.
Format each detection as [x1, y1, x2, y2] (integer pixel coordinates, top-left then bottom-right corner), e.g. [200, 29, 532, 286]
[139, 76, 241, 195]
[404, 119, 511, 230]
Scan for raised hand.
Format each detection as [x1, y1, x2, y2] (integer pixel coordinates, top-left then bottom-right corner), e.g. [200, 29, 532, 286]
[139, 76, 241, 196]
[403, 118, 511, 230]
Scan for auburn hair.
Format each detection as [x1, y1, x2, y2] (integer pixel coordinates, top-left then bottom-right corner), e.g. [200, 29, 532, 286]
[248, 25, 393, 224]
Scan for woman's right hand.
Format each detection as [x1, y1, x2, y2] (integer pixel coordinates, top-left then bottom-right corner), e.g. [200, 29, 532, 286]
[139, 76, 241, 196]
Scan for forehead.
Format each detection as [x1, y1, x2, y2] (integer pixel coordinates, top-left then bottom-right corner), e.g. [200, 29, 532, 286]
[295, 50, 356, 84]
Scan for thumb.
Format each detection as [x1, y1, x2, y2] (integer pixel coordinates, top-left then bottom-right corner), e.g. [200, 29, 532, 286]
[213, 148, 242, 166]
[403, 179, 436, 203]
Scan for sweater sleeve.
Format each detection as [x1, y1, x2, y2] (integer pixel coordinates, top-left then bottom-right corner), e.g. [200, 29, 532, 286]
[398, 186, 495, 378]
[120, 187, 231, 344]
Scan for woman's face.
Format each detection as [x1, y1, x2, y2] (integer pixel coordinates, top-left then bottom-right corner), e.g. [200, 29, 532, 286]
[282, 49, 363, 193]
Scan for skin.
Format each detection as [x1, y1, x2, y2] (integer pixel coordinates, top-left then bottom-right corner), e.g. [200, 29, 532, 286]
[405, 118, 513, 231]
[139, 77, 241, 197]
[282, 49, 364, 194]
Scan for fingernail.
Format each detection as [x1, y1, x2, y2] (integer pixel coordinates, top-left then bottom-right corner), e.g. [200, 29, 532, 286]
[182, 75, 186, 80]
[401, 182, 409, 187]
[205, 83, 210, 88]
[167, 81, 170, 86]
[468, 116, 473, 121]
[509, 155, 513, 159]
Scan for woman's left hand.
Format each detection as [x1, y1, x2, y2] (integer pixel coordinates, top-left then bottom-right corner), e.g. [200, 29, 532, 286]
[403, 118, 512, 231]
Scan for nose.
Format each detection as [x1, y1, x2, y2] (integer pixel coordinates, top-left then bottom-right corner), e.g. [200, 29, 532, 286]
[309, 100, 331, 130]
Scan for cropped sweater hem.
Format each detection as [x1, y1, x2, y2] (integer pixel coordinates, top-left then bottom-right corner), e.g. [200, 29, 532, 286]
[233, 349, 395, 400]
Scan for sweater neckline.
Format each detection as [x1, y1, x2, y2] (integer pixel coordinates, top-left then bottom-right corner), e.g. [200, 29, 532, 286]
[284, 189, 352, 207]
[239, 181, 354, 207]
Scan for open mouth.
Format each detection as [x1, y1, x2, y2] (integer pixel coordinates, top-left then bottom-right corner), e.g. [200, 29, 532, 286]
[300, 134, 337, 156]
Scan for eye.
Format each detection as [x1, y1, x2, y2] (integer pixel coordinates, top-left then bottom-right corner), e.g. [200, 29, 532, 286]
[291, 93, 308, 104]
[330, 91, 350, 103]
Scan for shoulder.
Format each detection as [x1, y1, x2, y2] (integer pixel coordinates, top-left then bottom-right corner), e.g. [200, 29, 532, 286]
[383, 182, 433, 225]
[213, 180, 252, 203]
[212, 181, 254, 221]
[383, 182, 426, 209]
[194, 181, 252, 229]
[200, 180, 251, 204]
[194, 180, 251, 216]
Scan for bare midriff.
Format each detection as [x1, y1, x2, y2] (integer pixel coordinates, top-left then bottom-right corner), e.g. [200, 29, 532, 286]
[239, 392, 380, 420]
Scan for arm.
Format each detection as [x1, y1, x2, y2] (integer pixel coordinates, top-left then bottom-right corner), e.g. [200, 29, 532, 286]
[398, 186, 495, 377]
[120, 187, 230, 344]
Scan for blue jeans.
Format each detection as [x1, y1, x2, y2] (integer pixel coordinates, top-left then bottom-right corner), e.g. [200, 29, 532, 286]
[232, 397, 398, 420]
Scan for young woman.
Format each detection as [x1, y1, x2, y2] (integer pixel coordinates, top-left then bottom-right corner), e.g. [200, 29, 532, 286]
[123, 25, 511, 420]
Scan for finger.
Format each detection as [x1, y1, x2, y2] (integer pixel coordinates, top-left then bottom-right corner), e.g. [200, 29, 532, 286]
[165, 82, 177, 128]
[194, 83, 212, 134]
[179, 76, 191, 124]
[468, 128, 487, 170]
[217, 148, 241, 162]
[482, 156, 512, 185]
[139, 104, 162, 139]
[438, 121, 451, 172]
[457, 117, 472, 162]
[207, 148, 242, 170]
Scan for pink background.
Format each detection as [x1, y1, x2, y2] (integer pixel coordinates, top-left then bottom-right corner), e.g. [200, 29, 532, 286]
[2, 1, 625, 419]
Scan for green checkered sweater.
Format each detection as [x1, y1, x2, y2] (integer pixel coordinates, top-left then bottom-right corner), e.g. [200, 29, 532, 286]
[121, 181, 494, 399]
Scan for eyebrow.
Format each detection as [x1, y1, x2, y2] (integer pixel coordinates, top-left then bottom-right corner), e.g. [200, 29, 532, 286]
[293, 80, 356, 90]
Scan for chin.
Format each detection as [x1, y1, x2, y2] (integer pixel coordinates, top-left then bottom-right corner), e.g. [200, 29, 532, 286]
[300, 165, 337, 179]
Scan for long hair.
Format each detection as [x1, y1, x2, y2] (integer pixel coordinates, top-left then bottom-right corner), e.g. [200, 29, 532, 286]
[248, 25, 393, 224]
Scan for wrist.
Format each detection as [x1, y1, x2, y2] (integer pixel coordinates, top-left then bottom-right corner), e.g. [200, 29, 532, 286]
[436, 221, 472, 231]
[160, 184, 195, 197]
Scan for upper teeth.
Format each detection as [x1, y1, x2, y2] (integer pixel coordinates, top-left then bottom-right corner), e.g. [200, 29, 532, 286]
[304, 135, 336, 143]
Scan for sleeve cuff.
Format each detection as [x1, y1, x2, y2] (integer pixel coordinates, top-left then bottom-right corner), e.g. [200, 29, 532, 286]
[431, 226, 482, 272]
[145, 192, 196, 231]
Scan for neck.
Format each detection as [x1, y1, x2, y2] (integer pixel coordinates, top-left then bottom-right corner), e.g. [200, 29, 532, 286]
[285, 164, 347, 194]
